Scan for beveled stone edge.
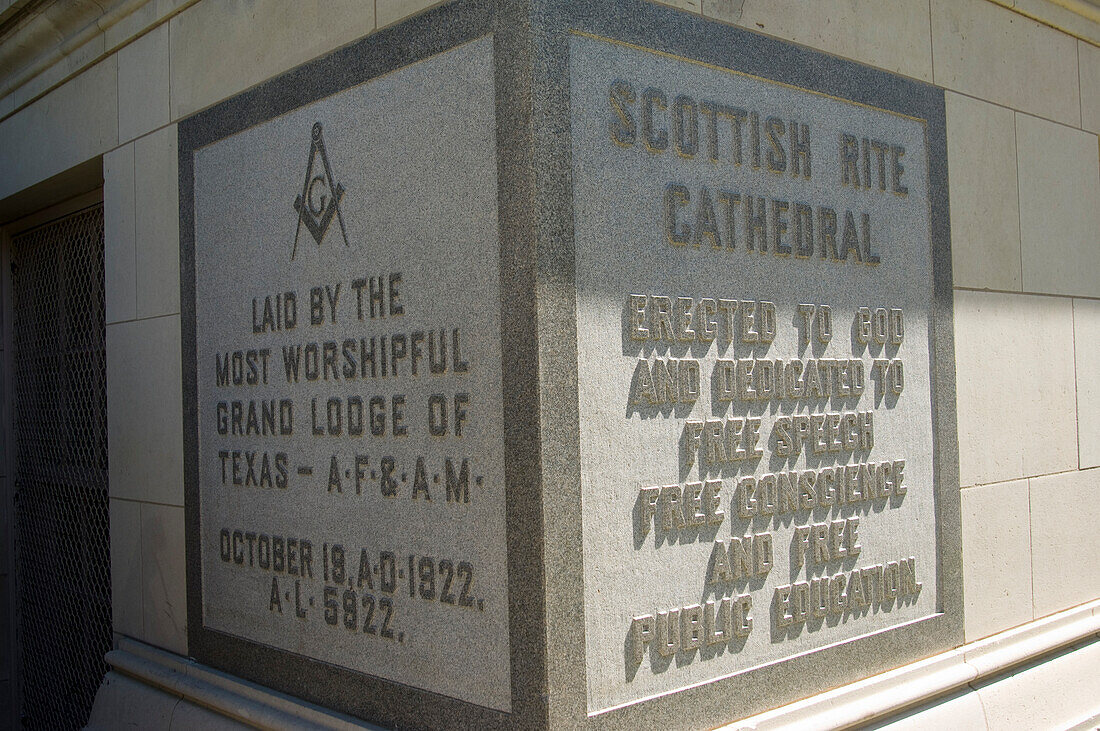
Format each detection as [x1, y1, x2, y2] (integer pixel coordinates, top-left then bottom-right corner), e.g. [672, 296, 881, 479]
[97, 598, 1100, 730]
[0, 0, 204, 124]
[721, 597, 1100, 730]
[986, 0, 1100, 48]
[105, 636, 380, 729]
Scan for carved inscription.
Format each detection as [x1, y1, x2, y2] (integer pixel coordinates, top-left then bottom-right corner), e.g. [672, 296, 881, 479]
[210, 273, 487, 643]
[625, 295, 920, 660]
[190, 38, 510, 712]
[571, 34, 938, 712]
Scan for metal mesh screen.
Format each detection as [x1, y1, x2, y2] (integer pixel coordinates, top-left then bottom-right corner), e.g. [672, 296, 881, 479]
[9, 204, 110, 730]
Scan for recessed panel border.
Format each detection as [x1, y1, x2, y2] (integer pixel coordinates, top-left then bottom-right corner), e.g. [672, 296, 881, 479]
[179, 2, 547, 727]
[528, 0, 960, 726]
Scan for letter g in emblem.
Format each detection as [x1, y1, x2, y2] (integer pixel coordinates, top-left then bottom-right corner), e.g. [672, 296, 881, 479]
[307, 175, 329, 217]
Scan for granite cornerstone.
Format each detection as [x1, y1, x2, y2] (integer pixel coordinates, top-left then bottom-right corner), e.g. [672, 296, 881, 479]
[177, 2, 959, 725]
[0, 0, 1098, 729]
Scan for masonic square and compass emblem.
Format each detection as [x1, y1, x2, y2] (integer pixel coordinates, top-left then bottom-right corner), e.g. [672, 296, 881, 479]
[292, 122, 349, 260]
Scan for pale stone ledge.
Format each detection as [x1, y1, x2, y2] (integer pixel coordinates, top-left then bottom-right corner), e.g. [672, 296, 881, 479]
[723, 598, 1100, 729]
[0, 0, 198, 120]
[91, 636, 381, 730]
[990, 0, 1100, 46]
[91, 600, 1100, 729]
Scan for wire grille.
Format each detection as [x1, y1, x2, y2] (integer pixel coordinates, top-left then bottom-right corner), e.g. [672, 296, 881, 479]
[9, 204, 110, 730]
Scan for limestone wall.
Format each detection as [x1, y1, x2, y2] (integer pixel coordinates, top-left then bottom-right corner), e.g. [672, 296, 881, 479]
[0, 0, 1097, 727]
